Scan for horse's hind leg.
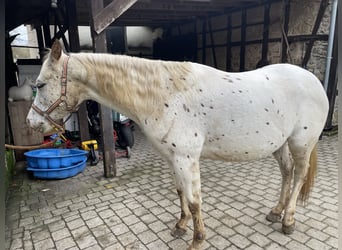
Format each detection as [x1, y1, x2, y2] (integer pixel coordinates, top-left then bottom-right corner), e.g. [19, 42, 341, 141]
[267, 142, 294, 222]
[281, 141, 317, 234]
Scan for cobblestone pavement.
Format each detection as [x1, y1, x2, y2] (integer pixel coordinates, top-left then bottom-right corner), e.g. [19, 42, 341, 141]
[5, 128, 338, 250]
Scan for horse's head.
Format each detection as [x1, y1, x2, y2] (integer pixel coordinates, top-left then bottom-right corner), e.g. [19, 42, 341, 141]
[26, 40, 82, 133]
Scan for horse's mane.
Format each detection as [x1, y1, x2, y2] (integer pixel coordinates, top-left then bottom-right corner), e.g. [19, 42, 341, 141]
[70, 52, 194, 118]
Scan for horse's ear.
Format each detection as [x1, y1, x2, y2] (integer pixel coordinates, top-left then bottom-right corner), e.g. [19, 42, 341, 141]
[50, 40, 63, 61]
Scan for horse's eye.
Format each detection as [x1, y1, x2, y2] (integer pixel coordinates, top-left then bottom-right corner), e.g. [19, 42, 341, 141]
[36, 83, 47, 89]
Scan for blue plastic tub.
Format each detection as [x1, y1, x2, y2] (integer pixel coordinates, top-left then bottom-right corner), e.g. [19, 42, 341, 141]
[25, 149, 88, 169]
[27, 158, 87, 179]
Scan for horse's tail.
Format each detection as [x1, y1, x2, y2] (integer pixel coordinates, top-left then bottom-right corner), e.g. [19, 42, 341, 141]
[298, 144, 317, 205]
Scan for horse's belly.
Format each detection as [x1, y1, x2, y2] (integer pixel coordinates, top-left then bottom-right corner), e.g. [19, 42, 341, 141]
[200, 128, 287, 162]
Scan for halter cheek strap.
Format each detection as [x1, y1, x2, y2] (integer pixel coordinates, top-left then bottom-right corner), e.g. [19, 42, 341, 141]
[31, 56, 79, 131]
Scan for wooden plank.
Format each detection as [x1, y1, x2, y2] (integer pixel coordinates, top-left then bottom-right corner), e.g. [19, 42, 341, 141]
[93, 0, 137, 34]
[89, 0, 116, 178]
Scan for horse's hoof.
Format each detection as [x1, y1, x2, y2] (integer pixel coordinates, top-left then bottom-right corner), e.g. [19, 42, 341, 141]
[171, 227, 187, 238]
[282, 223, 295, 234]
[186, 245, 200, 250]
[266, 212, 282, 222]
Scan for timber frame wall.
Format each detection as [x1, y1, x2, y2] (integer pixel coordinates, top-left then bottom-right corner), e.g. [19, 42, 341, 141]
[169, 0, 333, 82]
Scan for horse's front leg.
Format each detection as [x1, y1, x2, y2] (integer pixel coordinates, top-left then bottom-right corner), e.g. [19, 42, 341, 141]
[172, 156, 206, 250]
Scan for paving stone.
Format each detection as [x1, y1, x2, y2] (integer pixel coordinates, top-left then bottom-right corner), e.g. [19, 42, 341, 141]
[229, 233, 252, 249]
[268, 231, 292, 246]
[85, 216, 104, 228]
[33, 238, 55, 250]
[55, 237, 76, 250]
[137, 230, 159, 245]
[9, 238, 23, 250]
[210, 234, 232, 249]
[5, 130, 337, 250]
[31, 230, 51, 242]
[306, 238, 332, 250]
[249, 232, 271, 247]
[67, 218, 85, 230]
[51, 228, 71, 241]
[97, 233, 118, 248]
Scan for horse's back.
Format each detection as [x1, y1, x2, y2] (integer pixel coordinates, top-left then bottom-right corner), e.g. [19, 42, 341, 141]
[187, 63, 329, 161]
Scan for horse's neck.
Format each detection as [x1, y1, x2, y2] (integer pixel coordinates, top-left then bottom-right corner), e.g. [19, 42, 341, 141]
[76, 54, 167, 123]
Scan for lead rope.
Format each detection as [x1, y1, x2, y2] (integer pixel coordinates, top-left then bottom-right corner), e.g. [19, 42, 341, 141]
[5, 131, 66, 150]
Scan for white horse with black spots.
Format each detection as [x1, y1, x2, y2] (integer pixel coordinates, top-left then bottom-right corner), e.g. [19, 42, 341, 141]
[27, 40, 328, 250]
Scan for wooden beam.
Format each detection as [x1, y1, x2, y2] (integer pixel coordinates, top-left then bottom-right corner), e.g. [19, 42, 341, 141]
[193, 21, 198, 62]
[239, 9, 246, 71]
[208, 19, 217, 68]
[35, 25, 45, 59]
[53, 9, 70, 51]
[226, 14, 232, 71]
[201, 19, 207, 64]
[43, 14, 52, 48]
[260, 3, 270, 65]
[89, 0, 116, 178]
[66, 0, 80, 52]
[301, 0, 329, 68]
[324, 20, 338, 130]
[281, 0, 290, 63]
[65, 0, 91, 142]
[93, 0, 137, 34]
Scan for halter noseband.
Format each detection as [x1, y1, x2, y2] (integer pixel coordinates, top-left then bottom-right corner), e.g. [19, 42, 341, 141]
[31, 56, 78, 131]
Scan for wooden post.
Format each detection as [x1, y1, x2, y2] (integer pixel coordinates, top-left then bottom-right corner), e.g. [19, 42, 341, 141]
[201, 19, 207, 64]
[35, 24, 45, 59]
[65, 0, 90, 142]
[226, 14, 232, 71]
[281, 0, 290, 63]
[260, 3, 270, 66]
[89, 0, 116, 178]
[208, 19, 217, 68]
[43, 14, 52, 48]
[239, 10, 246, 71]
[193, 21, 198, 62]
[324, 21, 338, 130]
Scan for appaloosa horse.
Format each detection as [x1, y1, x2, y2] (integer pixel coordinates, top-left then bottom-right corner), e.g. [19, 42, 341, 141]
[27, 40, 329, 250]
